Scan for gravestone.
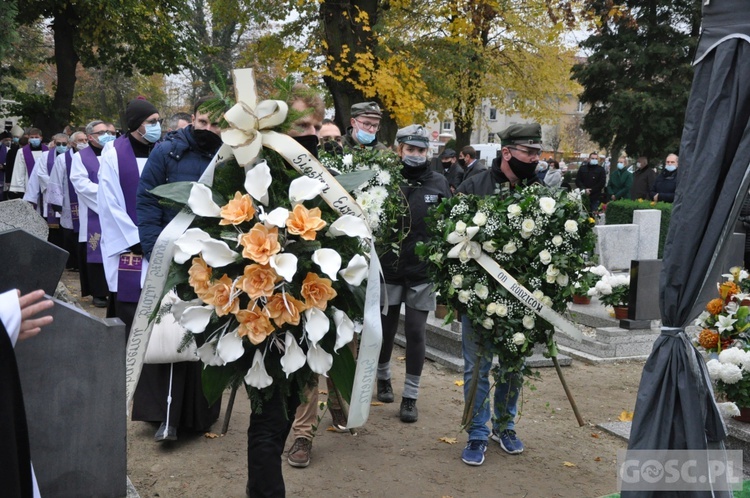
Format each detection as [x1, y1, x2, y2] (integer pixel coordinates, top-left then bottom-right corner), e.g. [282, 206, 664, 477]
[15, 298, 127, 498]
[0, 229, 69, 295]
[621, 259, 662, 329]
[595, 209, 661, 271]
[0, 198, 48, 240]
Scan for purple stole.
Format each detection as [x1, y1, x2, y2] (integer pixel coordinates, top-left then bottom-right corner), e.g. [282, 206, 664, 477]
[79, 146, 103, 264]
[22, 144, 49, 177]
[45, 151, 59, 226]
[113, 136, 142, 302]
[64, 150, 79, 232]
[0, 144, 6, 167]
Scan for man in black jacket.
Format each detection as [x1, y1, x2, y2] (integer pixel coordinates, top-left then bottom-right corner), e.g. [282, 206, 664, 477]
[575, 152, 606, 212]
[650, 153, 679, 203]
[456, 123, 542, 467]
[431, 148, 464, 192]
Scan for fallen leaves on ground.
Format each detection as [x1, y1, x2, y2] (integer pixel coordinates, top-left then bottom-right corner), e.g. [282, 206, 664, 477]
[594, 457, 602, 462]
[439, 437, 458, 444]
[397, 356, 406, 361]
[204, 433, 220, 439]
[454, 380, 464, 387]
[591, 433, 600, 438]
[563, 461, 577, 468]
[319, 390, 328, 395]
[371, 401, 384, 406]
[618, 410, 634, 422]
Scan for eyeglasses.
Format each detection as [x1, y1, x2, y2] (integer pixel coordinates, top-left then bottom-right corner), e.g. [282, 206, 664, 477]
[320, 136, 342, 144]
[92, 130, 114, 137]
[354, 119, 380, 131]
[507, 146, 541, 158]
[54, 141, 68, 147]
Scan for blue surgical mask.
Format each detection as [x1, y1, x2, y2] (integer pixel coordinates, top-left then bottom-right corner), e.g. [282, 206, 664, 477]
[589, 159, 598, 165]
[12, 137, 19, 144]
[665, 165, 676, 172]
[355, 128, 376, 145]
[29, 138, 42, 148]
[617, 162, 624, 170]
[97, 133, 116, 147]
[56, 145, 68, 154]
[142, 123, 162, 143]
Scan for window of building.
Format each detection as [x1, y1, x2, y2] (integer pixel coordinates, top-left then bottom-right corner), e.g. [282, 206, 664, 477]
[442, 120, 452, 131]
[489, 108, 497, 121]
[577, 101, 584, 113]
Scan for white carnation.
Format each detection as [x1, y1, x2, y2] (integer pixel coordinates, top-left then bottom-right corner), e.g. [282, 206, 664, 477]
[474, 284, 489, 300]
[507, 204, 521, 218]
[342, 154, 353, 166]
[564, 220, 578, 233]
[552, 235, 563, 246]
[472, 212, 487, 226]
[539, 250, 552, 265]
[539, 197, 556, 215]
[522, 315, 535, 330]
[458, 290, 471, 304]
[512, 332, 526, 346]
[719, 363, 744, 384]
[376, 170, 391, 184]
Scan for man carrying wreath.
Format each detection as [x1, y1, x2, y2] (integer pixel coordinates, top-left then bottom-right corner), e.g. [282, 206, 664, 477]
[456, 123, 543, 466]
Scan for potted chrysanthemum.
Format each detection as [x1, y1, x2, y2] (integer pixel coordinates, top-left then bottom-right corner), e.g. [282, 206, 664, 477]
[587, 269, 630, 319]
[706, 347, 750, 422]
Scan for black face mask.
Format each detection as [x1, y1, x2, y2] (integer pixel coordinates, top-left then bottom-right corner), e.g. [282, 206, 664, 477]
[321, 140, 343, 156]
[441, 161, 452, 169]
[457, 158, 466, 168]
[193, 129, 223, 152]
[293, 134, 319, 159]
[508, 155, 539, 180]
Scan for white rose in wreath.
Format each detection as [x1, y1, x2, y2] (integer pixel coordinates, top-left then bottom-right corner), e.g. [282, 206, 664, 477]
[503, 242, 517, 254]
[564, 220, 578, 233]
[539, 249, 552, 265]
[458, 290, 471, 303]
[546, 265, 560, 277]
[539, 197, 556, 215]
[482, 241, 497, 253]
[455, 220, 467, 234]
[486, 302, 498, 315]
[521, 219, 536, 233]
[512, 332, 526, 346]
[482, 318, 494, 330]
[496, 304, 509, 317]
[472, 212, 487, 226]
[542, 296, 553, 307]
[507, 204, 521, 218]
[474, 284, 489, 300]
[552, 235, 563, 246]
[546, 274, 556, 283]
[533, 289, 544, 300]
[556, 273, 569, 286]
[451, 274, 464, 288]
[522, 315, 535, 330]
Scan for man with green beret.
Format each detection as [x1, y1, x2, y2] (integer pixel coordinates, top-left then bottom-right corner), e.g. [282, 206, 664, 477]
[342, 101, 388, 151]
[456, 122, 543, 466]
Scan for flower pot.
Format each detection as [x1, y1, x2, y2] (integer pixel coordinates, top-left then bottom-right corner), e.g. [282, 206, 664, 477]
[613, 305, 629, 320]
[434, 304, 449, 320]
[572, 294, 591, 305]
[733, 406, 750, 423]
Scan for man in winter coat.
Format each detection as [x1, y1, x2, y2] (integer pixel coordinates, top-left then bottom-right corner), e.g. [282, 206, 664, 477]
[630, 156, 656, 200]
[607, 155, 633, 201]
[575, 152, 606, 211]
[650, 154, 679, 203]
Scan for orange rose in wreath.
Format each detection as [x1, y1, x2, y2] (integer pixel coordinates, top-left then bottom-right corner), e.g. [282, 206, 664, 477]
[266, 293, 307, 327]
[202, 274, 240, 316]
[237, 264, 281, 300]
[220, 191, 256, 226]
[286, 204, 326, 241]
[236, 304, 275, 345]
[188, 256, 212, 297]
[240, 223, 281, 265]
[301, 272, 337, 310]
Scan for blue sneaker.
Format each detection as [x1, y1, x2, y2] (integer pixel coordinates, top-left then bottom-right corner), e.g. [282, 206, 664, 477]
[491, 429, 524, 454]
[461, 439, 487, 466]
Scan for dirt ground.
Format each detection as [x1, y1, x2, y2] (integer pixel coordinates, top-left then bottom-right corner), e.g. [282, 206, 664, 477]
[63, 271, 644, 498]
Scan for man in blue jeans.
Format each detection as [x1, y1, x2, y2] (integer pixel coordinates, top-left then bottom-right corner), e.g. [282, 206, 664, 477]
[455, 122, 543, 466]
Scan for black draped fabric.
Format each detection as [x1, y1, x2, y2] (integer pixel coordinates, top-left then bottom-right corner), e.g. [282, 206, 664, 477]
[0, 321, 34, 498]
[624, 3, 750, 496]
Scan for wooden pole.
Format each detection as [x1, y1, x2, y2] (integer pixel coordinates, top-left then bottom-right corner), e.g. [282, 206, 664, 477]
[552, 356, 585, 426]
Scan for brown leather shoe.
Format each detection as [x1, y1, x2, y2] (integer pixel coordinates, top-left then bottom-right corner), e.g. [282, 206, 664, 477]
[287, 437, 312, 468]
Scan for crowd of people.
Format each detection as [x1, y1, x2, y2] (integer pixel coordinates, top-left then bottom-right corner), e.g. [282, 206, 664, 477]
[0, 82, 682, 496]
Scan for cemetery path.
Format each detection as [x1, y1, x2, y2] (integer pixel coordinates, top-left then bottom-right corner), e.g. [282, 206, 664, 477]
[63, 271, 642, 498]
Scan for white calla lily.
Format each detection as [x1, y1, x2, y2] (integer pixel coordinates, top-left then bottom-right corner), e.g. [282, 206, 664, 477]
[244, 161, 272, 206]
[200, 238, 238, 267]
[339, 254, 369, 286]
[306, 342, 333, 376]
[187, 182, 222, 217]
[180, 305, 215, 333]
[217, 330, 245, 363]
[173, 228, 212, 264]
[244, 350, 273, 388]
[304, 307, 330, 345]
[280, 331, 306, 378]
[269, 253, 298, 282]
[289, 176, 325, 204]
[333, 309, 355, 352]
[260, 207, 290, 228]
[312, 248, 342, 281]
[328, 215, 371, 239]
[197, 341, 223, 366]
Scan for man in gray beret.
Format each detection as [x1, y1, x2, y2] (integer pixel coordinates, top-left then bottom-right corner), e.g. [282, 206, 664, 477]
[342, 101, 388, 151]
[456, 122, 543, 466]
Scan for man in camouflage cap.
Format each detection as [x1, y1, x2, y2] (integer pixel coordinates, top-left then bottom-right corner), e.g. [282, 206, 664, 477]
[343, 101, 388, 151]
[456, 122, 544, 466]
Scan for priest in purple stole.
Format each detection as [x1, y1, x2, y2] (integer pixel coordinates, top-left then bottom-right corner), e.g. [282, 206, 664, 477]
[134, 96, 222, 442]
[9, 128, 46, 200]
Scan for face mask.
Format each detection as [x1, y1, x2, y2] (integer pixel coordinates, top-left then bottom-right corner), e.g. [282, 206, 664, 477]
[355, 128, 377, 145]
[75, 142, 89, 151]
[12, 137, 19, 144]
[142, 123, 162, 143]
[193, 129, 222, 152]
[617, 162, 624, 170]
[97, 133, 116, 147]
[292, 134, 319, 159]
[589, 159, 598, 165]
[402, 154, 427, 168]
[508, 155, 539, 180]
[441, 161, 452, 169]
[322, 140, 343, 156]
[665, 165, 676, 172]
[56, 145, 68, 154]
[29, 138, 42, 148]
[457, 158, 466, 167]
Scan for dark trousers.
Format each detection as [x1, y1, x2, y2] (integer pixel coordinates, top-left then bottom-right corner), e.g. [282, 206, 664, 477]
[247, 387, 300, 498]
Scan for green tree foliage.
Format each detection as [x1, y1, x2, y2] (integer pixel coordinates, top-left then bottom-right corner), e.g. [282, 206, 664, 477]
[571, 0, 701, 160]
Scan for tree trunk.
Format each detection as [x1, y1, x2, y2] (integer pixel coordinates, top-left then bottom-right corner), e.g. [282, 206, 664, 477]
[32, 9, 79, 138]
[319, 1, 397, 146]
